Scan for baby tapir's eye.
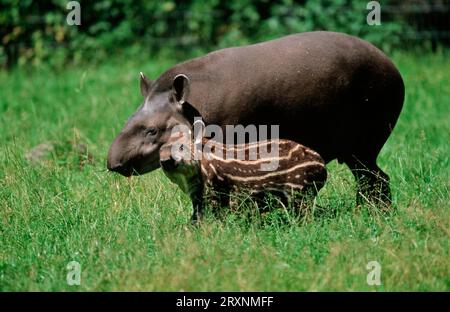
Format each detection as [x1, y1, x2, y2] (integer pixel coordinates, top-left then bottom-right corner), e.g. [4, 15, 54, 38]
[145, 127, 158, 137]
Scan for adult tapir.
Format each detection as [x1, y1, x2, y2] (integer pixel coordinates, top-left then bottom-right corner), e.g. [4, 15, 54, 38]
[107, 31, 405, 206]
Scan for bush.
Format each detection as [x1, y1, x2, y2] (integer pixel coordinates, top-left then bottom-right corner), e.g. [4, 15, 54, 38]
[0, 0, 447, 69]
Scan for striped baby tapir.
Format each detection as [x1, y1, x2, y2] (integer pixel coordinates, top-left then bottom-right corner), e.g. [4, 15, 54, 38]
[159, 129, 327, 223]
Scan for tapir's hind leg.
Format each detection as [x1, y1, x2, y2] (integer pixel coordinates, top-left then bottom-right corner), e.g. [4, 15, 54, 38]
[345, 156, 392, 210]
[343, 94, 401, 210]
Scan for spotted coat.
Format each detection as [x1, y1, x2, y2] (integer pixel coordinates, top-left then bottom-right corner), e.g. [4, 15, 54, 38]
[159, 132, 327, 222]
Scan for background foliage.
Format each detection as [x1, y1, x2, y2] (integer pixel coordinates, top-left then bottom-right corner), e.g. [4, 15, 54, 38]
[1, 0, 449, 68]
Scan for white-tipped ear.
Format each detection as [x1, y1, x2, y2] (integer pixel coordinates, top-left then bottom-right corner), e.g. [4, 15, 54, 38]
[140, 72, 152, 97]
[172, 74, 190, 104]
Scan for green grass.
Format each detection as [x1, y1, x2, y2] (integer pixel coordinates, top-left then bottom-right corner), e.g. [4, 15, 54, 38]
[0, 51, 449, 291]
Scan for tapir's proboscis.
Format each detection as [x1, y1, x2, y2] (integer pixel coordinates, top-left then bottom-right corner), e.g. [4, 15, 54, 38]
[107, 31, 405, 207]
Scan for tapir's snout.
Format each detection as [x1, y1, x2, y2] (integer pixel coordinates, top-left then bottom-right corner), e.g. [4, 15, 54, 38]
[107, 135, 133, 176]
[107, 159, 133, 177]
[107, 132, 161, 176]
[107, 149, 133, 176]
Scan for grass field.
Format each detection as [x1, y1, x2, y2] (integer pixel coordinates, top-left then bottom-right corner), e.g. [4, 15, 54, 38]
[0, 51, 448, 291]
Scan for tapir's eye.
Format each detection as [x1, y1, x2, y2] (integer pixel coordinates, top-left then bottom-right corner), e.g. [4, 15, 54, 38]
[145, 127, 158, 137]
[179, 145, 184, 152]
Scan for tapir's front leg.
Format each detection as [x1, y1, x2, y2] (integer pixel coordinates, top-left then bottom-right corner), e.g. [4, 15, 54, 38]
[190, 185, 204, 224]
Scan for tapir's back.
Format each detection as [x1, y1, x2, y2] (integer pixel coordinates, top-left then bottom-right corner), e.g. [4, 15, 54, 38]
[163, 31, 401, 113]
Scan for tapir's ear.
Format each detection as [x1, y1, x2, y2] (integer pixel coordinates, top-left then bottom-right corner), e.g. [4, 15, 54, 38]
[172, 74, 190, 104]
[140, 72, 152, 97]
[172, 74, 200, 124]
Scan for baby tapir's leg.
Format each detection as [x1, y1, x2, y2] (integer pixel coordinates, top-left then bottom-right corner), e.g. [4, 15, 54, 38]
[291, 182, 322, 217]
[205, 185, 231, 219]
[191, 184, 232, 223]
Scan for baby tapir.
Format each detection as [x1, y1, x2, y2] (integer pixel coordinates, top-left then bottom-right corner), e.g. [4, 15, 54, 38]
[159, 129, 327, 223]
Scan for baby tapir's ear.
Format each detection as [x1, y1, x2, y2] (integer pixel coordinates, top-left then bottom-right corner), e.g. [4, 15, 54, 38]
[140, 72, 152, 97]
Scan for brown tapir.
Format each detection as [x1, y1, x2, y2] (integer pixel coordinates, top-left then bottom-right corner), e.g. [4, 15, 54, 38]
[107, 31, 405, 206]
[159, 127, 327, 222]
